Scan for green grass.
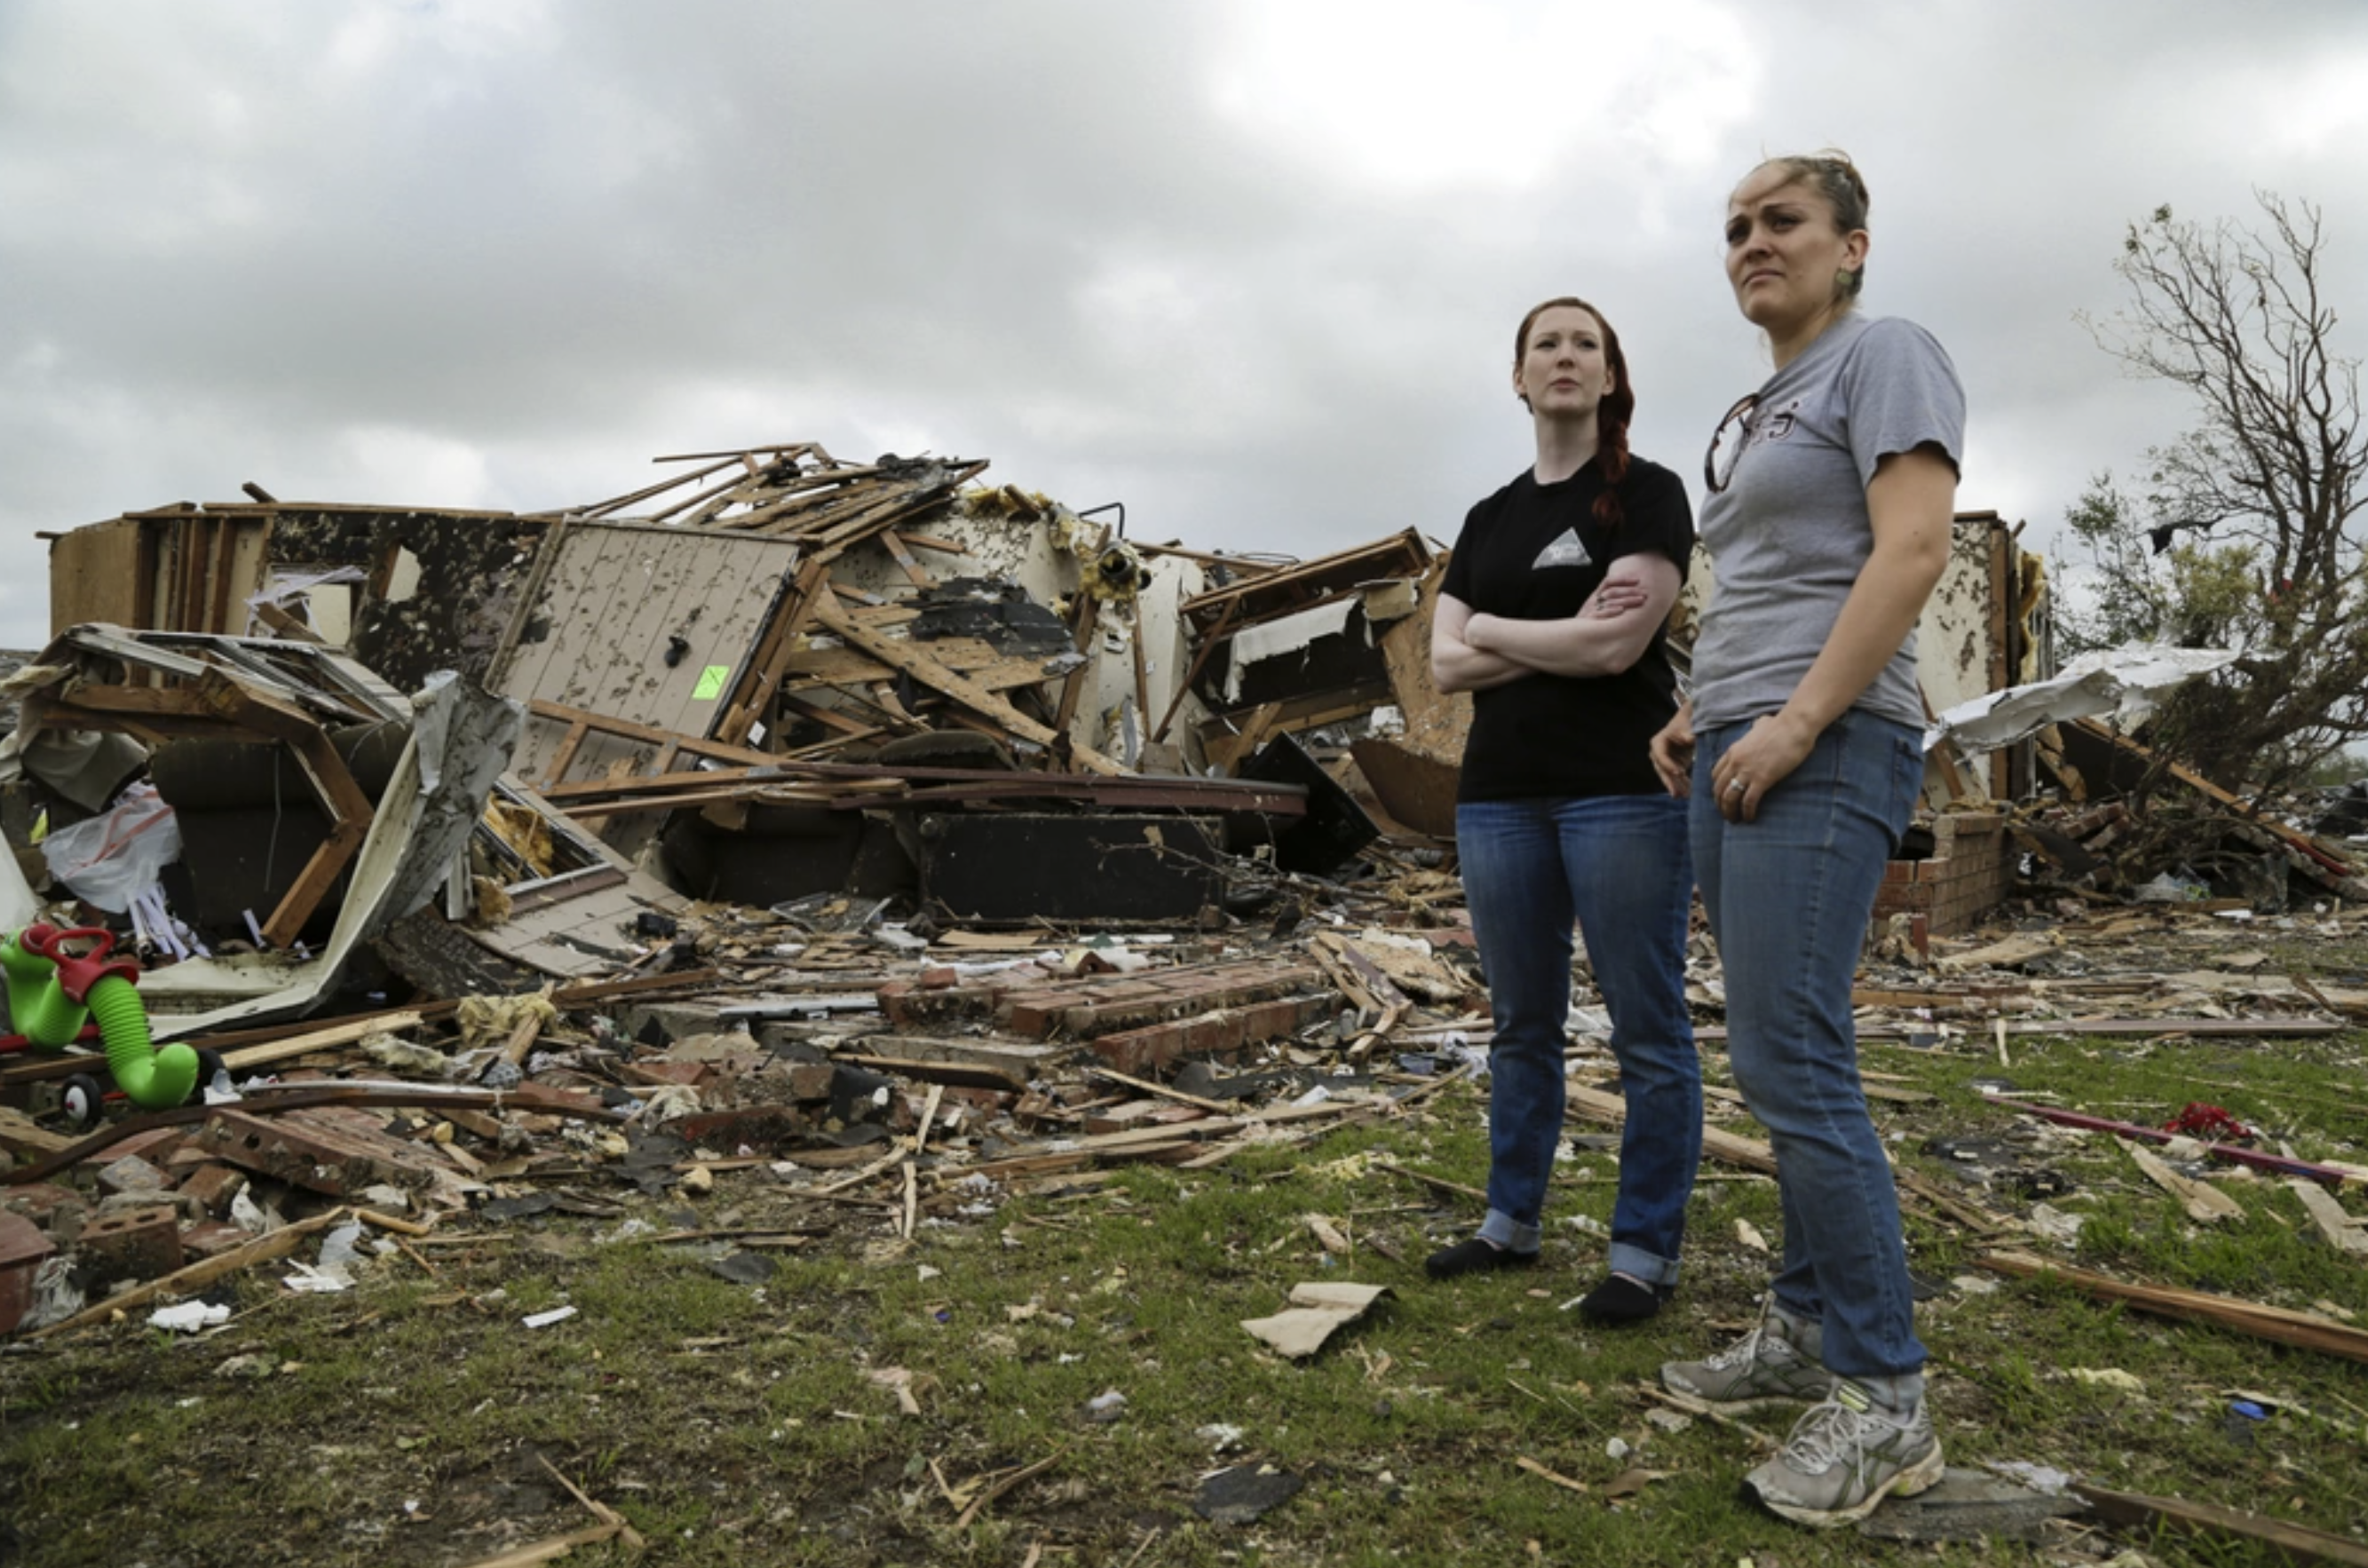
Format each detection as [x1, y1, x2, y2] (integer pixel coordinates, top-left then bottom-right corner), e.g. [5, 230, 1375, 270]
[4, 1023, 2367, 1566]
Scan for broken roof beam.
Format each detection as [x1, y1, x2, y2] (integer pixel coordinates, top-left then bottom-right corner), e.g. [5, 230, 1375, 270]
[808, 592, 1126, 776]
[795, 460, 992, 550]
[1176, 528, 1433, 633]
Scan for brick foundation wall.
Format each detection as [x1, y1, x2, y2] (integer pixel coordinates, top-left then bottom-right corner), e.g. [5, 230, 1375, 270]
[1872, 812, 2012, 937]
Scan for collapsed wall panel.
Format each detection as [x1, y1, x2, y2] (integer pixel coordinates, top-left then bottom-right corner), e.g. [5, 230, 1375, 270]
[263, 508, 550, 690]
[492, 520, 803, 852]
[51, 506, 549, 693]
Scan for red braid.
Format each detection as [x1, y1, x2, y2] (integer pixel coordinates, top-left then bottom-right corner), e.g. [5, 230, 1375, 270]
[1592, 416, 1630, 529]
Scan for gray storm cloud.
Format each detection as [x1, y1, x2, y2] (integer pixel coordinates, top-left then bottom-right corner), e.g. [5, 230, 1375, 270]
[4, 0, 2365, 646]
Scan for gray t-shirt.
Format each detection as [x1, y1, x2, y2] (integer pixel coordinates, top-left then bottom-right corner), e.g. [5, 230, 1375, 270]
[1691, 313, 1966, 733]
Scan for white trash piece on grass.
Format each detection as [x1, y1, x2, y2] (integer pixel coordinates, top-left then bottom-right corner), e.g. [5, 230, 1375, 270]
[2026, 1203, 2087, 1244]
[150, 1300, 232, 1334]
[281, 1262, 352, 1295]
[1197, 1422, 1247, 1453]
[316, 1222, 367, 1276]
[1985, 1460, 2076, 1495]
[522, 1305, 579, 1329]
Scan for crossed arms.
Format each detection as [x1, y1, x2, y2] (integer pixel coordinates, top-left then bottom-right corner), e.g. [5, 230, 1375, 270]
[1430, 552, 1683, 694]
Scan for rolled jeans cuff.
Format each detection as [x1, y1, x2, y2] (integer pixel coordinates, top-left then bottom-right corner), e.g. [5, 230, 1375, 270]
[1607, 1242, 1680, 1287]
[1479, 1208, 1540, 1255]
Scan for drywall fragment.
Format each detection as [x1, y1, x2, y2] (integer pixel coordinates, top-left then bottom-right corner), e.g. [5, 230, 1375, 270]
[1240, 1281, 1390, 1358]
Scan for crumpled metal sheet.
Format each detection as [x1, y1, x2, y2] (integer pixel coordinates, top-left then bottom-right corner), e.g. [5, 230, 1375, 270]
[1926, 644, 2238, 754]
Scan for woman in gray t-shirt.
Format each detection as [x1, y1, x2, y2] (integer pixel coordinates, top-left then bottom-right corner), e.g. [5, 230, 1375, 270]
[1647, 151, 1965, 1530]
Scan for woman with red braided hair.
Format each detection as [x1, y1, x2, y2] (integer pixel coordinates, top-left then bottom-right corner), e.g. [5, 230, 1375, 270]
[1424, 297, 1702, 1326]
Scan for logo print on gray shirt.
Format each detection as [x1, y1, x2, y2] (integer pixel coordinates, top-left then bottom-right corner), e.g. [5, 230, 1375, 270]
[1532, 528, 1593, 570]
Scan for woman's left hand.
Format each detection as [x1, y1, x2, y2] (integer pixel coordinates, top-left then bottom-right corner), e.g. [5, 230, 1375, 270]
[1708, 711, 1818, 824]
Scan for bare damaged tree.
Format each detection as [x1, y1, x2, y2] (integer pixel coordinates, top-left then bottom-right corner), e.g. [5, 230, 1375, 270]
[2074, 194, 2368, 794]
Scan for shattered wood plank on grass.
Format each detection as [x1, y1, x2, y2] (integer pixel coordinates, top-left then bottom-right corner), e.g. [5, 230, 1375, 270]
[2126, 1142, 2246, 1223]
[1976, 1250, 2368, 1366]
[2284, 1179, 2368, 1255]
[2073, 1483, 2368, 1568]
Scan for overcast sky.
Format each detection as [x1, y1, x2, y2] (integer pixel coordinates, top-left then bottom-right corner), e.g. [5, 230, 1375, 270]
[5, 0, 2366, 652]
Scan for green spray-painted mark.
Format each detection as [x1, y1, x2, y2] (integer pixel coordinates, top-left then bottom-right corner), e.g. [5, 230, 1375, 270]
[692, 665, 730, 701]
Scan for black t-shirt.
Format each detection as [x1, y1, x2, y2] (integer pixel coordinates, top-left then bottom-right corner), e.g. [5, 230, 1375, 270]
[1440, 455, 1694, 802]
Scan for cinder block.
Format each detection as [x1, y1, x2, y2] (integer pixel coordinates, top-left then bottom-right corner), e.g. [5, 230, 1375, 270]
[96, 1154, 172, 1197]
[77, 1203, 183, 1285]
[101, 1128, 189, 1167]
[621, 1059, 711, 1090]
[176, 1163, 248, 1217]
[783, 1062, 838, 1102]
[881, 978, 999, 1027]
[1087, 992, 1329, 1076]
[1086, 1020, 1192, 1076]
[194, 1106, 451, 1198]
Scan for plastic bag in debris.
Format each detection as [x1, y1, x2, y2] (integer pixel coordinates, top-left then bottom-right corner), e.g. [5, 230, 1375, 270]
[1435, 1032, 1491, 1076]
[2133, 868, 2210, 904]
[1564, 1003, 1614, 1043]
[41, 781, 180, 913]
[631, 1083, 702, 1124]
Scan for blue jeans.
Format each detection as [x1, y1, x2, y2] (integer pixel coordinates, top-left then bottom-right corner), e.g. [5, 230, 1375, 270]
[1456, 793, 1699, 1284]
[1691, 710, 1926, 1380]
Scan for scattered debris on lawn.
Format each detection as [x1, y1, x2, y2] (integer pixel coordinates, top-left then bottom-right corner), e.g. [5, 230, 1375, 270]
[7, 452, 2368, 1551]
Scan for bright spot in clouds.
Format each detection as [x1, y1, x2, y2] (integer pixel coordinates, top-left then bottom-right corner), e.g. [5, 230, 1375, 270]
[337, 424, 495, 507]
[1210, 0, 1759, 189]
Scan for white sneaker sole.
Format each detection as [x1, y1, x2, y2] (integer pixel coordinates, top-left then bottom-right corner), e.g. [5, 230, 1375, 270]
[1749, 1440, 1945, 1528]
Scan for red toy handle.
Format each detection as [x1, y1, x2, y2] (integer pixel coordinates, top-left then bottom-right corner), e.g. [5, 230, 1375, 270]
[14, 923, 141, 1003]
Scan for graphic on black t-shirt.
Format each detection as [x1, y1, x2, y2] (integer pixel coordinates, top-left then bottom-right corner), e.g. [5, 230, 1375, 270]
[1531, 528, 1593, 570]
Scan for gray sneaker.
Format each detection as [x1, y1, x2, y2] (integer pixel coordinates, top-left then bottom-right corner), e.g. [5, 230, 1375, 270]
[1743, 1382, 1945, 1527]
[1659, 1303, 1838, 1411]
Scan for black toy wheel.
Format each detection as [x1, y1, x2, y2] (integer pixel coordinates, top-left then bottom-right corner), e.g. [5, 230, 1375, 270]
[59, 1073, 106, 1132]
